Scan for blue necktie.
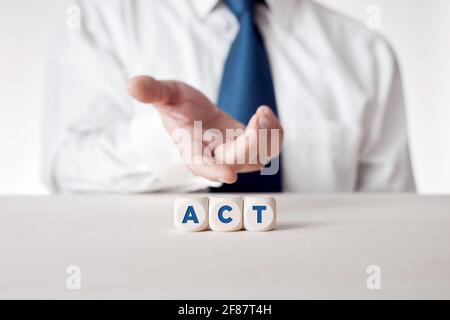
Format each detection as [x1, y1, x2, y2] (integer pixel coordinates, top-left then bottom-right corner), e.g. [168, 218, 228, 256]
[211, 0, 282, 193]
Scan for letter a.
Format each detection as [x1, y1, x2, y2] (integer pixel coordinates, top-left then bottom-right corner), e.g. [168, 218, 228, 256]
[182, 206, 199, 224]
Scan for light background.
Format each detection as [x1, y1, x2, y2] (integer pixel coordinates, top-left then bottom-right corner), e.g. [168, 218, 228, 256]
[0, 0, 448, 194]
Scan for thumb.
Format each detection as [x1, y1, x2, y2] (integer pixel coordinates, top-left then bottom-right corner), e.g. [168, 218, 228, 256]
[238, 106, 282, 166]
[214, 106, 284, 171]
[254, 106, 284, 161]
[128, 75, 181, 106]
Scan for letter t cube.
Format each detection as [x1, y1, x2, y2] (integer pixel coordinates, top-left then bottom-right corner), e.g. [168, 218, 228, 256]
[243, 196, 276, 231]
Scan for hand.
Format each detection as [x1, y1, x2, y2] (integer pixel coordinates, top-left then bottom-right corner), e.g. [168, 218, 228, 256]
[128, 76, 284, 184]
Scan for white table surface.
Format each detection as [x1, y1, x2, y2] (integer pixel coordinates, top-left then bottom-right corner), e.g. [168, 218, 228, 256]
[0, 194, 449, 299]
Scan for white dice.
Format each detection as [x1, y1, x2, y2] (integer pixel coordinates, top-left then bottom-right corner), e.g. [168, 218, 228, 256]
[209, 196, 243, 232]
[174, 196, 277, 232]
[173, 197, 209, 232]
[243, 196, 276, 231]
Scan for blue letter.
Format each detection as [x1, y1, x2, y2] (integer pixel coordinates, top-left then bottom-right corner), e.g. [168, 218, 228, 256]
[182, 206, 199, 224]
[252, 205, 267, 223]
[218, 205, 233, 224]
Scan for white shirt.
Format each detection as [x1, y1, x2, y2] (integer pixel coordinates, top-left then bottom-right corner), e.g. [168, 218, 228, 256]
[43, 0, 415, 193]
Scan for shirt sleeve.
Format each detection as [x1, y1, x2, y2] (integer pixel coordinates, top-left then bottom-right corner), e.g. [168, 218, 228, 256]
[42, 1, 217, 193]
[356, 36, 416, 192]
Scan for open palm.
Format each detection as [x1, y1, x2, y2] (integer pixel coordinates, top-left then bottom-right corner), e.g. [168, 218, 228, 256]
[128, 76, 283, 184]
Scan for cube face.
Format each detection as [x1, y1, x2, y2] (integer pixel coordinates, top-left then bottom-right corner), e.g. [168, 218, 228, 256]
[243, 196, 276, 231]
[174, 197, 209, 232]
[208, 196, 243, 232]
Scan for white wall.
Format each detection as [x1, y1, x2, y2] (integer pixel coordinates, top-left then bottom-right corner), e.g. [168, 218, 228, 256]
[0, 0, 448, 194]
[0, 0, 69, 194]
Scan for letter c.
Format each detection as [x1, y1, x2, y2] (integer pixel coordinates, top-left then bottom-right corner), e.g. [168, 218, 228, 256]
[218, 205, 233, 224]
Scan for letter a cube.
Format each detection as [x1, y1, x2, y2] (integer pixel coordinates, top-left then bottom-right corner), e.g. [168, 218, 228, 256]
[174, 197, 209, 232]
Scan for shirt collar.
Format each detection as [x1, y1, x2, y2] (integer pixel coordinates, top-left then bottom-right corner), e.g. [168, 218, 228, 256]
[190, 0, 219, 18]
[190, 0, 297, 28]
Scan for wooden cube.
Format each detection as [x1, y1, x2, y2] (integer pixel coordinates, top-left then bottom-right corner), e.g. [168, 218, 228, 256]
[173, 196, 209, 232]
[243, 196, 276, 231]
[208, 196, 243, 232]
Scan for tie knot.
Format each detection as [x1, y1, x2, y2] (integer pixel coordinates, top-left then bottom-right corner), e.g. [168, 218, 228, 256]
[224, 0, 260, 19]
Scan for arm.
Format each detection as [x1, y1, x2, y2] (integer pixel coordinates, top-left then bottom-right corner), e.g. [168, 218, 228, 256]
[43, 1, 283, 193]
[42, 2, 212, 193]
[357, 37, 416, 192]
